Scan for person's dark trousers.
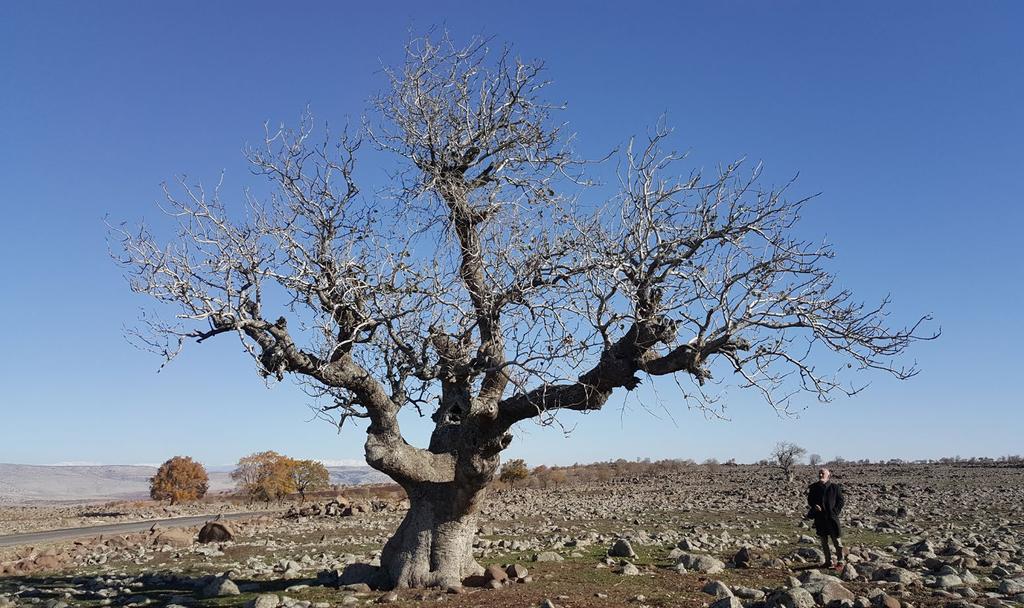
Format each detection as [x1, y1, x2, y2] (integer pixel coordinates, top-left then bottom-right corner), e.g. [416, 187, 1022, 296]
[819, 533, 843, 566]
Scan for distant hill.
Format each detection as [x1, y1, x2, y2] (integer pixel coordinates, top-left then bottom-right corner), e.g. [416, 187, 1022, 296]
[0, 463, 389, 504]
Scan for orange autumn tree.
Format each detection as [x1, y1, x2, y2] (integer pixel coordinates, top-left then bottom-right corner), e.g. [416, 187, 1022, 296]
[498, 459, 528, 488]
[150, 456, 209, 504]
[231, 451, 297, 503]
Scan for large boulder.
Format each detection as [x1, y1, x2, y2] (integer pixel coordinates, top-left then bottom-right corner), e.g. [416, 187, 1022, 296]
[676, 552, 726, 574]
[816, 581, 856, 605]
[484, 564, 508, 584]
[325, 496, 350, 516]
[768, 587, 816, 608]
[710, 597, 744, 608]
[198, 521, 234, 543]
[33, 555, 60, 571]
[248, 594, 280, 608]
[999, 578, 1024, 595]
[702, 580, 733, 597]
[872, 567, 918, 584]
[840, 563, 859, 581]
[506, 564, 529, 581]
[152, 528, 193, 548]
[932, 574, 963, 589]
[872, 593, 901, 608]
[608, 538, 636, 558]
[201, 577, 240, 598]
[795, 546, 826, 563]
[734, 546, 772, 568]
[616, 561, 640, 576]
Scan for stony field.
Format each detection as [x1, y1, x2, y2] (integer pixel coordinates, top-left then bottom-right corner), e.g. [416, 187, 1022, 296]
[1, 463, 1022, 608]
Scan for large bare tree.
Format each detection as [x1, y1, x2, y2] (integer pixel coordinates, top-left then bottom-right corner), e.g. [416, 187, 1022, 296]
[113, 34, 933, 589]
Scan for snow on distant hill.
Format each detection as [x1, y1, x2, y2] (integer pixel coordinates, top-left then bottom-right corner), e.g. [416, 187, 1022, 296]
[0, 462, 389, 504]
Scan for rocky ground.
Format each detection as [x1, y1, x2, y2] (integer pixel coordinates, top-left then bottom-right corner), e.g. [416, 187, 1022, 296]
[1, 463, 1022, 608]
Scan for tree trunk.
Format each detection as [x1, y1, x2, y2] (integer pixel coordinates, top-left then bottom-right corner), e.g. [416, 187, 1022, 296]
[377, 483, 485, 589]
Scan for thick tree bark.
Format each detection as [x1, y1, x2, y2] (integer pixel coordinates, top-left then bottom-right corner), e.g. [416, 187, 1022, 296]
[378, 483, 486, 589]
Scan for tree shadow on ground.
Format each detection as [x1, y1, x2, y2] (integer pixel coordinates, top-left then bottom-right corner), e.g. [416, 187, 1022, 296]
[0, 571, 325, 605]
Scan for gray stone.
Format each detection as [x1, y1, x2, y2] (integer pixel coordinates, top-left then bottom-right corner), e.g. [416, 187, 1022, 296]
[796, 546, 826, 563]
[676, 552, 726, 574]
[933, 574, 963, 589]
[817, 581, 856, 605]
[702, 580, 733, 597]
[710, 597, 744, 608]
[841, 564, 859, 581]
[506, 563, 529, 580]
[998, 578, 1024, 595]
[618, 561, 640, 576]
[484, 564, 508, 583]
[873, 567, 918, 585]
[201, 578, 240, 598]
[769, 587, 816, 608]
[534, 551, 564, 562]
[375, 591, 399, 603]
[734, 587, 766, 600]
[249, 595, 280, 608]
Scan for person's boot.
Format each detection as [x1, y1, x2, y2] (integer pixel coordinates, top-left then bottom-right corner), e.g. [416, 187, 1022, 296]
[833, 547, 845, 571]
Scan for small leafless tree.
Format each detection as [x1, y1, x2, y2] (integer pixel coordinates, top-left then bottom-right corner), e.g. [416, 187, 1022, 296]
[112, 34, 934, 589]
[809, 453, 822, 467]
[772, 441, 808, 482]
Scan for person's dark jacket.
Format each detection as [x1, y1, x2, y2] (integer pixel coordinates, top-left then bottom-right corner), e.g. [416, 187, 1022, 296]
[806, 480, 844, 537]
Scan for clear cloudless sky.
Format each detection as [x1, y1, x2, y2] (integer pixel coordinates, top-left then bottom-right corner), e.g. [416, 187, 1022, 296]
[1, 2, 1021, 468]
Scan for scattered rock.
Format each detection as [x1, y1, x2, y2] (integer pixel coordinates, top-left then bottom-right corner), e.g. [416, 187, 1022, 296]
[152, 528, 193, 548]
[201, 577, 240, 598]
[198, 521, 234, 543]
[506, 563, 529, 580]
[711, 597, 744, 608]
[484, 564, 508, 583]
[702, 580, 733, 597]
[608, 538, 636, 558]
[676, 552, 725, 574]
[617, 561, 640, 576]
[998, 578, 1024, 595]
[768, 587, 816, 608]
[248, 594, 280, 608]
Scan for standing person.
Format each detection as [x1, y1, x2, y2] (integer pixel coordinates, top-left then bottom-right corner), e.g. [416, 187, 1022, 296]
[806, 467, 845, 569]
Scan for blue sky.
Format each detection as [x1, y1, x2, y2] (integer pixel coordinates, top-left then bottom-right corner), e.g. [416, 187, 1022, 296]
[1, 2, 1021, 468]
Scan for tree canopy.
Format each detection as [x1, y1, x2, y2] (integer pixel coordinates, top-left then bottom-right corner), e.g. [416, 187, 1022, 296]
[231, 451, 297, 503]
[499, 458, 529, 487]
[150, 456, 209, 504]
[292, 459, 331, 501]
